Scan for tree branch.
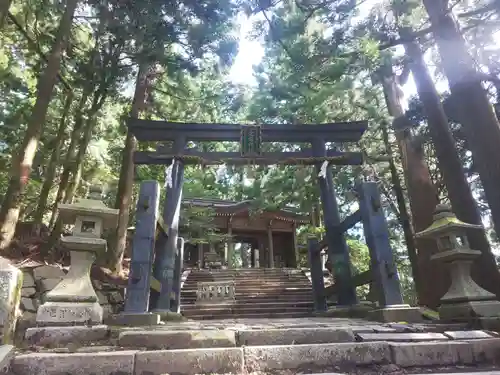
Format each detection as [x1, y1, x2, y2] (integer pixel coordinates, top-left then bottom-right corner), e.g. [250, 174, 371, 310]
[7, 12, 72, 91]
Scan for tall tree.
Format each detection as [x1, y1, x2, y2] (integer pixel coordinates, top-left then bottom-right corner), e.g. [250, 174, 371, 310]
[422, 0, 500, 239]
[109, 0, 239, 272]
[379, 64, 443, 307]
[0, 0, 78, 250]
[402, 29, 500, 297]
[111, 62, 152, 274]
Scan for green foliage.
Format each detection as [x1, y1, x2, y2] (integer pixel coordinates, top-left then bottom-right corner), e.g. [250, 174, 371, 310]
[1, 0, 499, 306]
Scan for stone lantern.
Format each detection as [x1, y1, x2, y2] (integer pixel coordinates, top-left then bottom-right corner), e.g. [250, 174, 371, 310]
[36, 186, 119, 325]
[415, 204, 500, 322]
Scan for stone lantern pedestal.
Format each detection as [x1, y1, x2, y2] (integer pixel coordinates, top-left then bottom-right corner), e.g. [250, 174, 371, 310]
[36, 187, 118, 326]
[416, 205, 500, 323]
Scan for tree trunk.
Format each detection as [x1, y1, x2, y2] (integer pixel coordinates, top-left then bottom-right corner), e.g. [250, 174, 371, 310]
[379, 120, 421, 299]
[34, 93, 73, 224]
[46, 85, 108, 254]
[403, 34, 500, 297]
[422, 0, 500, 240]
[381, 74, 444, 309]
[0, 0, 11, 29]
[109, 62, 151, 274]
[47, 93, 88, 230]
[0, 0, 77, 250]
[63, 118, 94, 204]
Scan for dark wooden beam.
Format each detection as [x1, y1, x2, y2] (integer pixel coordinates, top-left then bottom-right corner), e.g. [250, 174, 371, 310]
[134, 149, 364, 165]
[128, 119, 368, 142]
[338, 210, 362, 233]
[323, 269, 373, 297]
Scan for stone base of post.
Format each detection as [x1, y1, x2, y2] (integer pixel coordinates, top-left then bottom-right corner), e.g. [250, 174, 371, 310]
[439, 299, 500, 323]
[107, 312, 161, 326]
[151, 310, 186, 322]
[368, 304, 423, 323]
[316, 304, 374, 319]
[36, 301, 103, 326]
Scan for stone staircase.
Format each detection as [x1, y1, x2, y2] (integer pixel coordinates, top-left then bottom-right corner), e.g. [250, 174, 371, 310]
[7, 317, 500, 374]
[180, 268, 316, 319]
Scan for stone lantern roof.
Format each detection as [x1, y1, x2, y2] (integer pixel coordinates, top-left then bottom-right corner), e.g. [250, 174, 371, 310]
[57, 186, 119, 230]
[415, 204, 483, 239]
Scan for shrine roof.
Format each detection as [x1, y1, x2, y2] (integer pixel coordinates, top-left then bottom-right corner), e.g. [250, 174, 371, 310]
[182, 198, 310, 224]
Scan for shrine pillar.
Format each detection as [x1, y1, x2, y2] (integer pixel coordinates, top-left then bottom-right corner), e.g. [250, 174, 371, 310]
[227, 218, 234, 268]
[268, 221, 275, 268]
[292, 222, 299, 268]
[197, 243, 203, 269]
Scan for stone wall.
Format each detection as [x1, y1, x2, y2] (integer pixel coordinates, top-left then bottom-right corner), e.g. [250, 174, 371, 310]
[17, 264, 125, 332]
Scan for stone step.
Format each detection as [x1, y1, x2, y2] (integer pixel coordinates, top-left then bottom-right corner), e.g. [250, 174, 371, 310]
[10, 339, 500, 375]
[182, 306, 314, 316]
[182, 308, 314, 317]
[185, 276, 311, 284]
[117, 327, 356, 349]
[183, 278, 311, 284]
[181, 294, 314, 303]
[181, 287, 313, 294]
[181, 300, 314, 311]
[183, 311, 315, 319]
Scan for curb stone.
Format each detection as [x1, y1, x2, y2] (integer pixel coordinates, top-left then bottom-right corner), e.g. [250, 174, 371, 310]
[237, 327, 355, 346]
[134, 347, 244, 375]
[243, 342, 391, 372]
[11, 350, 137, 375]
[118, 329, 236, 349]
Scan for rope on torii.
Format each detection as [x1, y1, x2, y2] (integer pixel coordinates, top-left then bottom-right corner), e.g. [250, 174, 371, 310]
[164, 159, 174, 188]
[318, 160, 328, 179]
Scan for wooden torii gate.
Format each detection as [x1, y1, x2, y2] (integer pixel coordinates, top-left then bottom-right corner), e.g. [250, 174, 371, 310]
[122, 119, 413, 317]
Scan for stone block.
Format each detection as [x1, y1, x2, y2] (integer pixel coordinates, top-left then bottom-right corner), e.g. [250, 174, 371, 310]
[21, 287, 36, 298]
[20, 298, 36, 312]
[243, 342, 391, 372]
[108, 313, 160, 326]
[16, 311, 36, 331]
[36, 301, 103, 326]
[0, 258, 23, 344]
[39, 278, 62, 293]
[108, 291, 124, 304]
[357, 332, 449, 342]
[444, 331, 493, 340]
[25, 325, 109, 347]
[368, 305, 423, 323]
[102, 305, 114, 319]
[21, 272, 34, 288]
[134, 347, 244, 375]
[468, 338, 500, 363]
[153, 310, 187, 321]
[11, 351, 136, 375]
[389, 341, 475, 367]
[119, 329, 236, 349]
[97, 291, 108, 305]
[0, 345, 14, 374]
[33, 265, 65, 280]
[238, 327, 355, 346]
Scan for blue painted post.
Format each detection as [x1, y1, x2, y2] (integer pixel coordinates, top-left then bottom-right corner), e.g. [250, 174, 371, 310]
[154, 138, 186, 312]
[307, 236, 327, 312]
[357, 181, 404, 306]
[172, 237, 185, 313]
[312, 138, 357, 305]
[124, 181, 160, 313]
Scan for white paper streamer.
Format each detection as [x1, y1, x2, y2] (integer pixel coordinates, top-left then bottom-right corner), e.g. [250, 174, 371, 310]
[318, 160, 328, 178]
[165, 159, 174, 188]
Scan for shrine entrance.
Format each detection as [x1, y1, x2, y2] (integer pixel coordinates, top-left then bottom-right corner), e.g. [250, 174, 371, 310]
[181, 197, 310, 269]
[123, 120, 413, 319]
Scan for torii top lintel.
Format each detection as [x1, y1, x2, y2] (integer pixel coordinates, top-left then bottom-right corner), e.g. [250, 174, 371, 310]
[127, 119, 368, 143]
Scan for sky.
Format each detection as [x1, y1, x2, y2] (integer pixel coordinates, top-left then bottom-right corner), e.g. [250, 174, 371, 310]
[227, 1, 441, 99]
